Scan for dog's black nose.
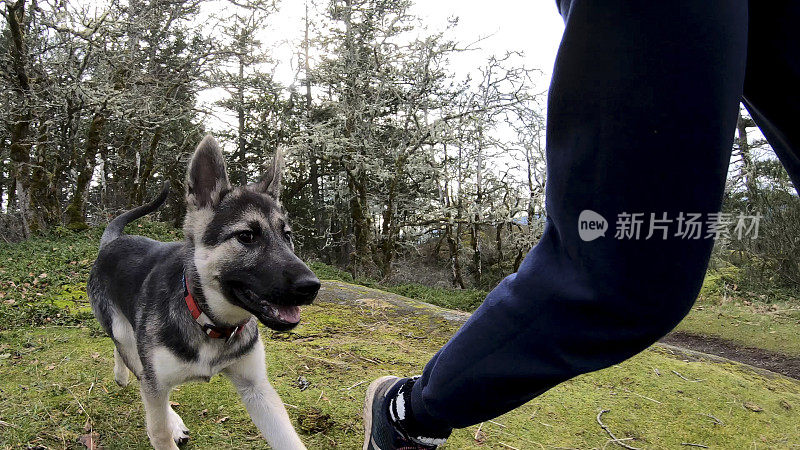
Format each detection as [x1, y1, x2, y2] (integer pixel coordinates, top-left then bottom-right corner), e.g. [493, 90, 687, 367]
[291, 275, 321, 299]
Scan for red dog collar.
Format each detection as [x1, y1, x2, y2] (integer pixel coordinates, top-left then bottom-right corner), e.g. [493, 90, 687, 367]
[184, 273, 246, 342]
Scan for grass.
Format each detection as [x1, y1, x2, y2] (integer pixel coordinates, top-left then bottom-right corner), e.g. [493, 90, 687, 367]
[2, 297, 800, 449]
[310, 262, 800, 358]
[3, 221, 797, 356]
[1, 223, 800, 448]
[671, 267, 800, 357]
[677, 299, 800, 357]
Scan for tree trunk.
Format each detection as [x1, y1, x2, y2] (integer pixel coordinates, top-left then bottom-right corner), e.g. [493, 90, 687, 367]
[6, 175, 16, 213]
[66, 112, 106, 228]
[0, 150, 4, 211]
[347, 169, 371, 277]
[737, 109, 758, 204]
[495, 222, 503, 264]
[304, 4, 325, 250]
[379, 151, 409, 278]
[6, 0, 35, 236]
[30, 122, 60, 228]
[513, 248, 524, 272]
[446, 222, 465, 289]
[236, 55, 247, 185]
[134, 128, 161, 206]
[473, 126, 484, 286]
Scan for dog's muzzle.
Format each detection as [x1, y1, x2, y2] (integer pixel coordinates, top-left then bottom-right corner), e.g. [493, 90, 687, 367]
[228, 275, 320, 331]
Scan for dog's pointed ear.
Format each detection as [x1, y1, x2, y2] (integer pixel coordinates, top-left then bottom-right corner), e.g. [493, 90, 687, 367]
[186, 135, 230, 209]
[252, 148, 284, 200]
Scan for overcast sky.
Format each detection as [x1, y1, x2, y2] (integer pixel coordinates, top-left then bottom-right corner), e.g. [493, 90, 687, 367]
[201, 0, 566, 135]
[408, 0, 565, 82]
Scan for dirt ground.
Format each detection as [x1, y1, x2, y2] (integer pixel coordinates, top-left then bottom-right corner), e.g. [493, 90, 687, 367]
[661, 331, 800, 380]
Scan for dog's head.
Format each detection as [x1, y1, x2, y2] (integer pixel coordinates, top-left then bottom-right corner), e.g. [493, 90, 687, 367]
[184, 135, 320, 331]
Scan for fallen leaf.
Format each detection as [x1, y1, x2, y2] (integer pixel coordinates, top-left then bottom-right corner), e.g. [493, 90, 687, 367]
[170, 401, 181, 407]
[780, 400, 792, 410]
[215, 416, 229, 424]
[78, 432, 103, 450]
[39, 273, 47, 278]
[46, 364, 56, 370]
[199, 409, 208, 417]
[3, 299, 14, 305]
[744, 401, 763, 412]
[91, 352, 100, 359]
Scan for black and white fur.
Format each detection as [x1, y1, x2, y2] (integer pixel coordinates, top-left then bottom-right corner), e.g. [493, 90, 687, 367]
[88, 135, 319, 449]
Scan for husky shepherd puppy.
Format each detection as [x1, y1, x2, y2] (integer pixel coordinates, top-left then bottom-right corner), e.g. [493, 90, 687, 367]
[88, 135, 319, 449]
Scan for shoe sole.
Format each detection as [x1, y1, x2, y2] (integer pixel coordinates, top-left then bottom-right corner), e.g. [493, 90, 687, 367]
[363, 375, 399, 450]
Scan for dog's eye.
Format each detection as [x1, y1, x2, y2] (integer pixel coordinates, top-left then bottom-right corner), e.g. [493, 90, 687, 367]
[283, 229, 292, 241]
[236, 230, 256, 245]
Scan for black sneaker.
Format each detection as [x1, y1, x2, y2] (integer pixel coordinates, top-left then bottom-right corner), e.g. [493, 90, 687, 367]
[363, 376, 439, 450]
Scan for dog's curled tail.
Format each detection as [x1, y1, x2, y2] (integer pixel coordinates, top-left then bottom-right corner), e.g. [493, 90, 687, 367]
[100, 181, 171, 248]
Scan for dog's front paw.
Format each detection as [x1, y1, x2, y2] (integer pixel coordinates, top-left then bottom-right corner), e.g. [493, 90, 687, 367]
[113, 349, 130, 387]
[168, 407, 190, 445]
[114, 369, 130, 387]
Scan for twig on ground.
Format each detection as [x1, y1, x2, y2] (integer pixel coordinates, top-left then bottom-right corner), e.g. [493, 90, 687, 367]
[283, 403, 298, 409]
[498, 443, 519, 449]
[356, 355, 380, 364]
[623, 388, 662, 405]
[488, 419, 507, 428]
[474, 423, 483, 441]
[66, 385, 92, 423]
[681, 443, 709, 448]
[672, 370, 705, 382]
[596, 409, 640, 450]
[340, 380, 366, 391]
[0, 420, 20, 429]
[602, 438, 637, 450]
[480, 419, 546, 449]
[698, 413, 723, 425]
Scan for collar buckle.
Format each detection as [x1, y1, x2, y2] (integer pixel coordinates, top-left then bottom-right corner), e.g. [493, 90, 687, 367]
[184, 271, 244, 344]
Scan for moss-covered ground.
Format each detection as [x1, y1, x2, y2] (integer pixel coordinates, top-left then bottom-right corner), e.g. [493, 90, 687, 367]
[1, 223, 799, 448]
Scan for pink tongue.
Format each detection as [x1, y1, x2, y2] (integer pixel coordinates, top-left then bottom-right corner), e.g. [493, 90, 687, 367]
[275, 305, 301, 323]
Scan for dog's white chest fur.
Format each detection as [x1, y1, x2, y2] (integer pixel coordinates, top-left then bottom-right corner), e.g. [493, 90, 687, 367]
[151, 345, 229, 385]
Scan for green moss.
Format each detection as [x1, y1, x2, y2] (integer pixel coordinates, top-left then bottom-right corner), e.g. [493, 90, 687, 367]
[308, 261, 355, 283]
[2, 300, 799, 449]
[677, 300, 800, 356]
[2, 227, 800, 448]
[699, 265, 743, 300]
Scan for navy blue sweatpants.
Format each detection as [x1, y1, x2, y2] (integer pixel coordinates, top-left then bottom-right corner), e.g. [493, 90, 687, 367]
[409, 0, 800, 432]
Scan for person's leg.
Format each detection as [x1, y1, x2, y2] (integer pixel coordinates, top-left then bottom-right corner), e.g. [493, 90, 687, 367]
[391, 0, 750, 440]
[742, 0, 800, 191]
